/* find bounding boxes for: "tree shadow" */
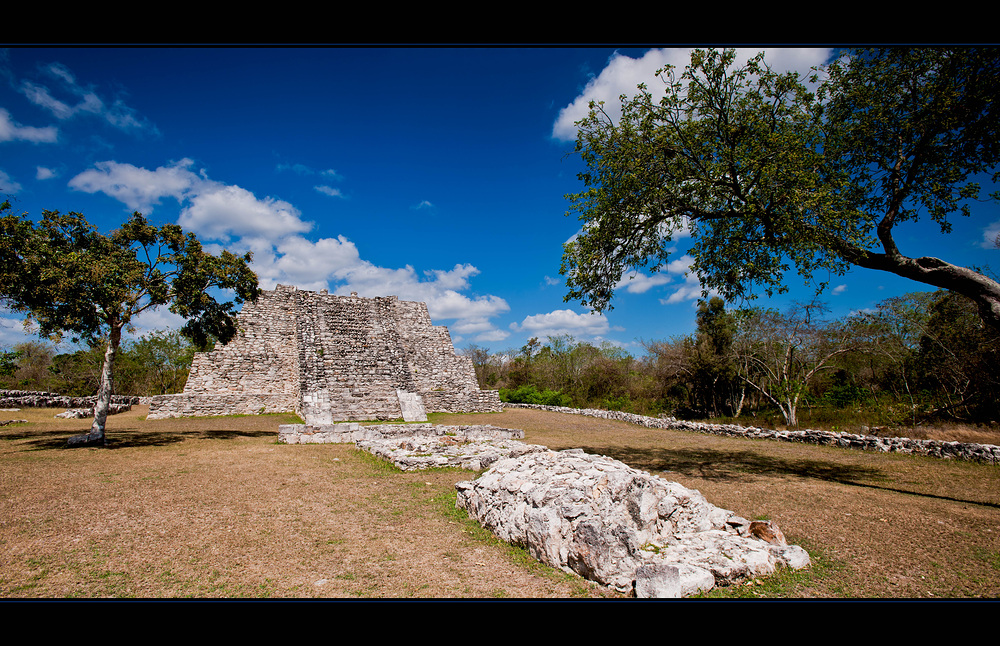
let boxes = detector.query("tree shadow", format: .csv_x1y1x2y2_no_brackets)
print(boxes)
580,444,1000,509
5,428,277,450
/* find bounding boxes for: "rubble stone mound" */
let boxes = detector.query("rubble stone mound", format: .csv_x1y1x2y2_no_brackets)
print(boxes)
54,404,133,419
280,422,541,472
455,448,810,597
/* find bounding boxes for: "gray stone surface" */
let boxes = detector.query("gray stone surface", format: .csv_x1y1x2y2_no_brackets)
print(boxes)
396,389,428,422
148,285,501,421
454,448,811,597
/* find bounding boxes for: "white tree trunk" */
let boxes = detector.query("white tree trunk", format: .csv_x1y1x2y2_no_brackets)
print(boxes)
69,325,120,446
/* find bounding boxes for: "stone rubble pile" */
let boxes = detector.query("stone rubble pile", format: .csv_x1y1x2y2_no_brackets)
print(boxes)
358,431,547,472
455,448,810,598
0,390,138,410
279,421,537,471
279,420,810,597
506,403,1000,465
54,404,133,419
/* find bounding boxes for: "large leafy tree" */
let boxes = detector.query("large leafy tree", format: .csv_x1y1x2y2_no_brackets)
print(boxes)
561,47,1000,329
0,202,260,445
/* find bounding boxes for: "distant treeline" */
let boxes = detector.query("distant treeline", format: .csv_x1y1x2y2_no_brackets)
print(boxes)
1,329,197,398
462,290,1000,430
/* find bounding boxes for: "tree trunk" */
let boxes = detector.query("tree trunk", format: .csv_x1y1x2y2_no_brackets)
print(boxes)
68,325,120,447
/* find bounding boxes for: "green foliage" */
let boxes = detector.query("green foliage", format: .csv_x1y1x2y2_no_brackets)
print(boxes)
562,47,1000,329
0,205,260,439
687,297,738,417
0,348,19,377
498,384,572,407
913,291,1000,420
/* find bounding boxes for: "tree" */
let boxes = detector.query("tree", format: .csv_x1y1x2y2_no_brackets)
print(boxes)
561,47,1000,330
733,301,855,428
123,329,199,395
912,291,1000,421
686,297,738,417
0,203,260,445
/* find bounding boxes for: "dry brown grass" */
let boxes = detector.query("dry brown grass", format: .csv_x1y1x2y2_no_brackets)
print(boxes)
2,405,999,599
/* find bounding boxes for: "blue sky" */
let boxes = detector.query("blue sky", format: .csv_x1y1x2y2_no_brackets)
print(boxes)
2,46,999,355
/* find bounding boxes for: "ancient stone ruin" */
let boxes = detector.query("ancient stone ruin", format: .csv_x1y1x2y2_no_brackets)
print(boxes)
277,418,811,597
147,285,501,422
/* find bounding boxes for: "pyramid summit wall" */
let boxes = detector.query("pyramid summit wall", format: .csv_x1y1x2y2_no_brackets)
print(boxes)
147,284,502,421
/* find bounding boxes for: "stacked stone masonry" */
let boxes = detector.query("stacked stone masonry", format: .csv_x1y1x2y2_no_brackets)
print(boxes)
505,403,1000,465
147,285,501,422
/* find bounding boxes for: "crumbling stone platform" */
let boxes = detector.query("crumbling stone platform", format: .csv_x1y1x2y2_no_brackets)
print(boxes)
456,448,810,598
280,420,810,598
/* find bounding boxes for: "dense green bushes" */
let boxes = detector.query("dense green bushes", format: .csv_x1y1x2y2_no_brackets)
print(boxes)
465,290,1000,429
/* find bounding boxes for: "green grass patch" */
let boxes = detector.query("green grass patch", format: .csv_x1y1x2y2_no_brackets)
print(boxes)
697,540,845,599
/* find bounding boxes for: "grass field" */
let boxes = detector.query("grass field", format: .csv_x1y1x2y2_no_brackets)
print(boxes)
2,405,998,599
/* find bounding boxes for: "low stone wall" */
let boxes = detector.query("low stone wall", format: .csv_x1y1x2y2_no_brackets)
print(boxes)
504,403,1000,465
146,393,299,420
455,448,810,597
0,390,139,409
422,389,503,414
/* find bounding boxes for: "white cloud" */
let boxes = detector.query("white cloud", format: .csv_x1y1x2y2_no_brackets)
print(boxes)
315,185,344,197
67,159,510,341
832,284,847,295
473,329,511,343
179,184,312,241
20,62,155,133
511,308,621,340
36,166,56,180
0,107,58,143
982,220,1000,249
413,200,434,210
0,310,38,347
553,47,833,142
615,270,672,294
68,158,200,213
69,158,314,241
657,254,717,305
0,169,22,193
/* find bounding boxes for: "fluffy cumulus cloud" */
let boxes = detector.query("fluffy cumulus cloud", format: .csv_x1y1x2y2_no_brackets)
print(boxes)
615,270,673,294
68,158,201,213
0,107,58,143
179,185,312,241
656,255,717,305
552,47,833,142
511,308,621,341
68,158,511,342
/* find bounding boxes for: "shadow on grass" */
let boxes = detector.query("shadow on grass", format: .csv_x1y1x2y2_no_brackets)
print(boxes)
585,444,1000,509
5,428,277,450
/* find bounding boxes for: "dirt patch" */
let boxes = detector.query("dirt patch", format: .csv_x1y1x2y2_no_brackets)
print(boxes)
2,406,999,598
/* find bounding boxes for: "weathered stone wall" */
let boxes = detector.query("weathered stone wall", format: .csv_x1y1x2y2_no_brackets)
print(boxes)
0,390,138,408
505,403,1000,464
143,394,298,419
148,285,501,421
181,284,301,398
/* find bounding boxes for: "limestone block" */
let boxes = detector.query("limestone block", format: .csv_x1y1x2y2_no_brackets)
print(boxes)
455,448,810,597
